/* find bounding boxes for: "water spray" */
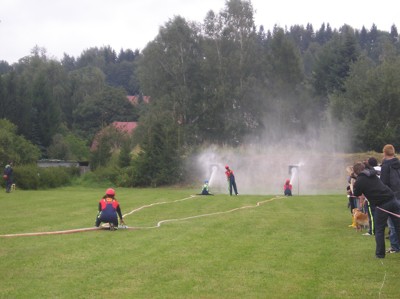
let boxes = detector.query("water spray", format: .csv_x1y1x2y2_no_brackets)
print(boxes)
208,164,219,187
289,166,297,184
288,163,304,195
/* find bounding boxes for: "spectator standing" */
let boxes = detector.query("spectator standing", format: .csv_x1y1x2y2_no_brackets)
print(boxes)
353,161,400,258
380,144,400,197
346,166,358,228
361,157,380,236
379,144,400,253
3,163,13,193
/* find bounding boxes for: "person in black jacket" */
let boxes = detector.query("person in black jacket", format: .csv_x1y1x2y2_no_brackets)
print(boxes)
353,161,400,258
380,144,400,197
361,157,380,236
3,163,13,193
379,144,400,252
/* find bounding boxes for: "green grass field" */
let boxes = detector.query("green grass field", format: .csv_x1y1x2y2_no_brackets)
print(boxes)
1,187,399,298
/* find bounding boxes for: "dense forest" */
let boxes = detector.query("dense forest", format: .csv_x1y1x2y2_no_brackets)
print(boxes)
1,0,399,186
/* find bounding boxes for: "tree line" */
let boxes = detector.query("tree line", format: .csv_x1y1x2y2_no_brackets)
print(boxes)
0,0,399,186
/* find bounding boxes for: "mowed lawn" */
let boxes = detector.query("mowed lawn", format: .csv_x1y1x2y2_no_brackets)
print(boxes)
0,187,399,299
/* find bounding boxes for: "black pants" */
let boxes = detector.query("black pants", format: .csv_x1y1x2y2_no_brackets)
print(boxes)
5,180,12,192
374,199,400,257
284,189,292,196
366,202,375,235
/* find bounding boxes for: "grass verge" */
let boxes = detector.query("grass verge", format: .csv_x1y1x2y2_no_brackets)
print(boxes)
0,187,398,298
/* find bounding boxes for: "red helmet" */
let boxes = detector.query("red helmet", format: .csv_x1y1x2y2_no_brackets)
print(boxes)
225,165,229,169
105,188,115,196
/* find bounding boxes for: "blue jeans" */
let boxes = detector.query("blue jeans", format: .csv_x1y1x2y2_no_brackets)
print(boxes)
228,178,238,196
387,218,400,251
348,196,357,212
374,199,400,257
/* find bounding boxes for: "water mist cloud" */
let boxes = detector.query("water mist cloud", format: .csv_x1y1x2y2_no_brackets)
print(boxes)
193,121,350,195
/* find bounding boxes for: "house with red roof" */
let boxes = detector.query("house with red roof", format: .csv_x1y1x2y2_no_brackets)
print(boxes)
126,95,150,106
90,121,138,151
112,121,138,133
90,94,149,151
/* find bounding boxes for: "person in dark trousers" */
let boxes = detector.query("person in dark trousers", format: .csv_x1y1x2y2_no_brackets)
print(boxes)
3,163,13,193
352,161,400,258
225,165,238,196
361,157,380,236
284,179,292,196
379,144,400,252
95,188,124,230
346,166,358,228
380,144,400,198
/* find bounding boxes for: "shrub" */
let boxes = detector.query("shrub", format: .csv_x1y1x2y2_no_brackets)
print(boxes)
76,166,118,187
0,119,41,165
115,166,136,187
13,165,41,189
13,165,80,190
72,172,108,188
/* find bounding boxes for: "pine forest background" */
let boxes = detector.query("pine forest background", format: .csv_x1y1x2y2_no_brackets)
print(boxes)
1,0,400,187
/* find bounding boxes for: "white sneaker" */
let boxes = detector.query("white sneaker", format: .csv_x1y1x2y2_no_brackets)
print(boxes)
362,232,372,236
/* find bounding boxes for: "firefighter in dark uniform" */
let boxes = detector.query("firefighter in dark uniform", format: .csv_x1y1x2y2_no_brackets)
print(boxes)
225,165,239,196
284,179,292,196
95,188,124,230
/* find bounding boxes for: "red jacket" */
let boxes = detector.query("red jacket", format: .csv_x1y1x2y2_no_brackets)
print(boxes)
225,169,234,179
284,180,292,191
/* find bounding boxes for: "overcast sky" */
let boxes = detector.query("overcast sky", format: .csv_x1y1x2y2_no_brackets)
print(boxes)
1,0,398,64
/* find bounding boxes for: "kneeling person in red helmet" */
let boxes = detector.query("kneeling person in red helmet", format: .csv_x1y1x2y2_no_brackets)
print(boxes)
284,179,292,196
95,188,124,230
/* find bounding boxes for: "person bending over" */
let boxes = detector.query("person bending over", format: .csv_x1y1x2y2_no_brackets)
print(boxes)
352,162,400,258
